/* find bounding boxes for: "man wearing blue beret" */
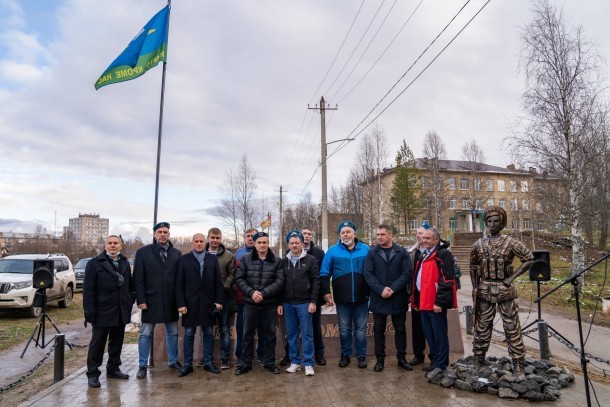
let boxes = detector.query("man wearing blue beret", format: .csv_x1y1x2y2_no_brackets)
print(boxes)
320,221,370,368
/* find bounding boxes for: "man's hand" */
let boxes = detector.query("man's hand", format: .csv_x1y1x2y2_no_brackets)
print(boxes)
138,303,147,310
381,287,393,298
308,303,316,313
252,290,263,303
214,303,223,311
324,293,334,306
433,304,442,313
277,305,283,315
178,306,187,315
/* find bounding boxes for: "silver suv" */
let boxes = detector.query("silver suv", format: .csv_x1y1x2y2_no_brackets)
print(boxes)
0,253,76,317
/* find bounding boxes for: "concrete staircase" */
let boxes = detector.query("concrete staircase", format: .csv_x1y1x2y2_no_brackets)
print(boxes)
450,232,483,266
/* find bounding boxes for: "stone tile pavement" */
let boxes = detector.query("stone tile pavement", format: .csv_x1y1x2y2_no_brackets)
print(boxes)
18,343,610,406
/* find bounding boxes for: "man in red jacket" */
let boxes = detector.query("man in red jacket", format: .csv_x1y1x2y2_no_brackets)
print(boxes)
411,228,455,372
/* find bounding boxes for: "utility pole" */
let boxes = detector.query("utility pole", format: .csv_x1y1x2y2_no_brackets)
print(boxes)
278,185,285,254
309,96,337,251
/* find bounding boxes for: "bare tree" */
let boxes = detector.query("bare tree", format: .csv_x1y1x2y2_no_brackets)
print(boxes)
356,134,378,243
460,139,490,232
217,169,240,246
368,124,389,224
422,130,447,228
510,0,608,290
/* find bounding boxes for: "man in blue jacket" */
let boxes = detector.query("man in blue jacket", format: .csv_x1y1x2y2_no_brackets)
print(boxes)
364,225,412,372
320,221,370,368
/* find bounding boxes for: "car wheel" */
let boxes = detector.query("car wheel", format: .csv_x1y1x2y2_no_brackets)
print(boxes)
59,286,73,308
27,305,42,318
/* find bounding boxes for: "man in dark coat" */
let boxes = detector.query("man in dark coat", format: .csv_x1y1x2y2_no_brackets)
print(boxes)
234,231,285,375
176,233,225,377
83,235,135,388
133,222,182,379
364,225,413,372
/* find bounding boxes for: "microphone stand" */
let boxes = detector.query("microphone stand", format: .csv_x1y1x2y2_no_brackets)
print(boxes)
536,250,610,407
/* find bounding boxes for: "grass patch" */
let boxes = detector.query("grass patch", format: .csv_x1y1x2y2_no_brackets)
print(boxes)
0,294,84,352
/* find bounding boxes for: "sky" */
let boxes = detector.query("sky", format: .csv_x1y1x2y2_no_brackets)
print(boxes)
1,0,609,242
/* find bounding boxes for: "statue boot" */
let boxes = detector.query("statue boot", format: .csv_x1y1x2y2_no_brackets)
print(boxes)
513,357,526,381
473,354,486,369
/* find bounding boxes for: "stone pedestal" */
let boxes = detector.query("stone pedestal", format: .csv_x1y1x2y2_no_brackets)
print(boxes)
151,309,464,363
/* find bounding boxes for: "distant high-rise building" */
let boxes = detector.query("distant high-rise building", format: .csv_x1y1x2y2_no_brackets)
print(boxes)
64,213,109,246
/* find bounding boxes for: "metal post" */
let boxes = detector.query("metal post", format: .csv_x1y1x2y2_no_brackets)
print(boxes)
464,305,473,335
54,334,65,383
538,321,551,360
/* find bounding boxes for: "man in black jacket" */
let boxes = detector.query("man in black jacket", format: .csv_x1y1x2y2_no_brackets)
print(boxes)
83,235,135,388
364,225,413,372
278,230,319,376
175,233,224,377
234,231,285,375
134,222,182,379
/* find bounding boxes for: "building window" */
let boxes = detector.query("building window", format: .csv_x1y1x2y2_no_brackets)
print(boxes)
422,199,429,208
498,180,506,192
421,177,429,189
524,219,532,229
485,179,494,191
511,199,518,210
523,200,530,210
512,220,519,230
448,178,456,190
409,219,418,230
521,180,529,192
450,218,458,231
499,199,506,209
510,180,517,192
487,198,494,207
536,202,543,212
462,199,469,209
449,198,457,209
460,178,468,190
475,200,482,210
474,179,481,191
537,221,546,231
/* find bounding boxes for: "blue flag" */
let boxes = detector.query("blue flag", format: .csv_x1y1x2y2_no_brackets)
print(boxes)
95,5,170,90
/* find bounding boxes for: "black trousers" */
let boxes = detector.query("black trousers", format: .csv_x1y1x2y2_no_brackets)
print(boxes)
312,305,325,357
411,308,428,359
373,312,406,359
242,305,277,367
86,325,126,378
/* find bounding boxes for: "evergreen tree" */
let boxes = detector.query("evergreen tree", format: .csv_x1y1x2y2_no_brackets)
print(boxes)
390,141,421,233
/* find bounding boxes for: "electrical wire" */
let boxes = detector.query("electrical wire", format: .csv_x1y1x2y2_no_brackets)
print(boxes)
307,0,366,105
322,0,388,98
336,0,425,104
328,0,401,103
329,0,491,160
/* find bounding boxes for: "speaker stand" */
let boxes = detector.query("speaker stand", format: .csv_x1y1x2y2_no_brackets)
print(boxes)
20,289,71,358
522,281,573,348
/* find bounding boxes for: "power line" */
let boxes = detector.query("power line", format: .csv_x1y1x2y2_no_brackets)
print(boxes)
335,0,425,104
322,0,389,98
281,109,317,185
328,0,401,103
327,0,475,158
330,0,492,159
307,0,366,105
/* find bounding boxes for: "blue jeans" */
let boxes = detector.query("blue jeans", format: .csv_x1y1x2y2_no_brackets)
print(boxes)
335,302,369,358
217,300,231,361
186,326,213,367
284,302,314,366
138,321,178,368
420,309,449,370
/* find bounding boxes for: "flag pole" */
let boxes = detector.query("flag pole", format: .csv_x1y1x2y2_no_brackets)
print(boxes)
153,0,171,225
150,0,172,370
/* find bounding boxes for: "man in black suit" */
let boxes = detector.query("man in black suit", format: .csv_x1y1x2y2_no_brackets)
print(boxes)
83,235,135,388
175,233,225,376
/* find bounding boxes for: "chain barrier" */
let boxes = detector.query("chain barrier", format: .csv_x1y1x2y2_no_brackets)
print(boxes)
65,340,88,349
0,344,56,394
491,327,610,369
547,330,610,368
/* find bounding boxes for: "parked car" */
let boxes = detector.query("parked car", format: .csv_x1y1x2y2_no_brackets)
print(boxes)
74,257,92,291
0,253,76,317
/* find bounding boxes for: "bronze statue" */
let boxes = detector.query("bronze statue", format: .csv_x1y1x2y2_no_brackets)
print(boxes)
470,206,533,380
